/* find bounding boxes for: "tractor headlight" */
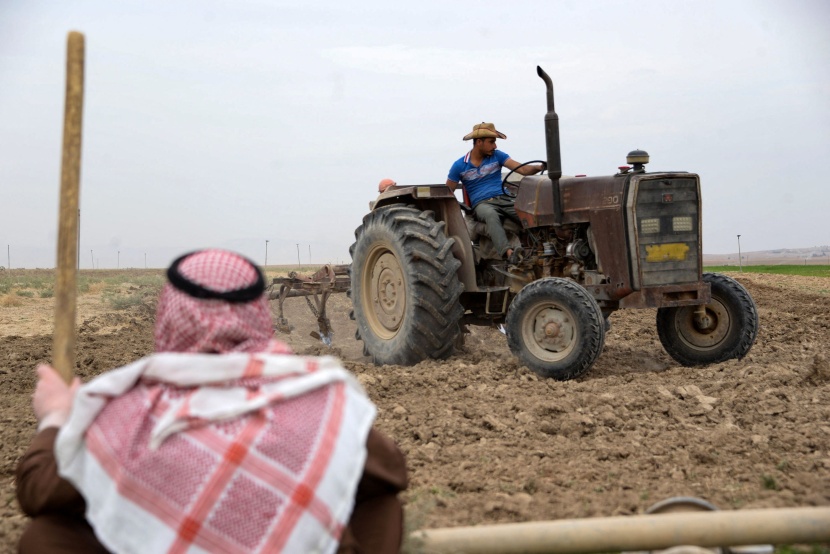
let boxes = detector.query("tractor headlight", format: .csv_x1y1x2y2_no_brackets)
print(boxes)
640,218,660,234
672,216,693,232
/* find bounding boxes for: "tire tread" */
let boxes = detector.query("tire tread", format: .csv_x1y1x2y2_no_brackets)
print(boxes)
656,272,759,366
349,204,464,365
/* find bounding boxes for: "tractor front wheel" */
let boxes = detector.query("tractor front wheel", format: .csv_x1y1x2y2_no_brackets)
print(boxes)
506,277,605,380
349,204,464,365
656,273,758,366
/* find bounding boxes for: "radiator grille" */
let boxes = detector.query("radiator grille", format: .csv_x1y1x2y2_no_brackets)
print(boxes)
633,177,700,286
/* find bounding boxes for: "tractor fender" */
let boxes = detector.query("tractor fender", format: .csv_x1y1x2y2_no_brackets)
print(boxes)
371,185,477,292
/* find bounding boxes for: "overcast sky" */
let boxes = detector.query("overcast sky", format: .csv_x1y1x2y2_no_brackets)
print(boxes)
2,0,828,269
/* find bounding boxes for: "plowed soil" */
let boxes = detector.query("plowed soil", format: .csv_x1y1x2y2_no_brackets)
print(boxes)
1,272,828,550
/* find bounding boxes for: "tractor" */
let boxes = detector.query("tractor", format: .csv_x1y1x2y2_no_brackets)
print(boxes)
344,66,759,380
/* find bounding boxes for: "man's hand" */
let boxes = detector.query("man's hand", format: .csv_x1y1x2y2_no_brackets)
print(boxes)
33,364,80,430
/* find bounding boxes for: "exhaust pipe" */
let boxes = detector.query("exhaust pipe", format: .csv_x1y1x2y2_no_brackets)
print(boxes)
537,66,562,226
536,66,562,180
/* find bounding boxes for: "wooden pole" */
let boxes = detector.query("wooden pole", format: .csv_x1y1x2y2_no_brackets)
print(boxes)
412,507,830,554
53,31,85,383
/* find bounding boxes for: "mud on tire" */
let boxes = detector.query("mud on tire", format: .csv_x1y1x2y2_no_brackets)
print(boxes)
348,204,464,365
656,272,759,366
506,277,605,381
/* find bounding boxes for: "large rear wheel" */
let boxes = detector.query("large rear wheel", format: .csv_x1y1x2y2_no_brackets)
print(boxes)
349,204,464,365
657,273,758,366
506,278,605,380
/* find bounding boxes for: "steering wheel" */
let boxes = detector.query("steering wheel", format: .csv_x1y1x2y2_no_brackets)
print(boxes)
501,160,547,198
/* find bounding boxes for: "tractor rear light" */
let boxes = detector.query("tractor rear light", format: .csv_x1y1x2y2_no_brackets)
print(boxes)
640,218,660,234
672,216,693,232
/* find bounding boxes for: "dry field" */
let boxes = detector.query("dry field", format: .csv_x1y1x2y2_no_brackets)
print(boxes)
1,269,828,551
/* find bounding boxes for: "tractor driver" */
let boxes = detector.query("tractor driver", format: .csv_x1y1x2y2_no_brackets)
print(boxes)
446,122,545,263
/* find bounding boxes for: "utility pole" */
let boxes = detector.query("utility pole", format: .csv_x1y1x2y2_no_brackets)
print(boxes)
296,243,301,268
737,235,742,273
6,244,9,270
308,244,311,264
117,250,120,269
265,240,269,268
90,249,94,269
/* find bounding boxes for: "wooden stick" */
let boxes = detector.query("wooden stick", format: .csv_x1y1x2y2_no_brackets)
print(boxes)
412,507,830,554
53,31,85,383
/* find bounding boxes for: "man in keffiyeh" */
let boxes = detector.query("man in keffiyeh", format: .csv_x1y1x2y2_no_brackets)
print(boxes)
16,249,408,554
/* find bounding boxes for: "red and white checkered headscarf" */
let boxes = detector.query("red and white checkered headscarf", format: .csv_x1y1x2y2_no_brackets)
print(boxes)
154,250,277,354
55,249,376,553
57,354,376,554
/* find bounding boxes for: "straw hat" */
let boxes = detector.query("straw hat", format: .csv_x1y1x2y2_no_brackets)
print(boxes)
463,122,507,141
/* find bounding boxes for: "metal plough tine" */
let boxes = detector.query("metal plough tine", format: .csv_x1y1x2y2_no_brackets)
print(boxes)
267,264,350,344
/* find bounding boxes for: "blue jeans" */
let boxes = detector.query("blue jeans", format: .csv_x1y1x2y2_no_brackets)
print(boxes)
473,195,520,258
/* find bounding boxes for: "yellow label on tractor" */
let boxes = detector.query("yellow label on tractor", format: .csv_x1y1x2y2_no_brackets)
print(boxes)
645,243,689,262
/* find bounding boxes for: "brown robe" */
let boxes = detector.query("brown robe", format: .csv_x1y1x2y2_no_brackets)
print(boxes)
17,427,407,553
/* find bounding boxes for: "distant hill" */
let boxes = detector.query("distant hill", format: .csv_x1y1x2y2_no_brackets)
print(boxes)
703,246,830,266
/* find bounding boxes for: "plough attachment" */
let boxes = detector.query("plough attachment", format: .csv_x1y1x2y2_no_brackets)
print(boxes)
267,264,350,345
